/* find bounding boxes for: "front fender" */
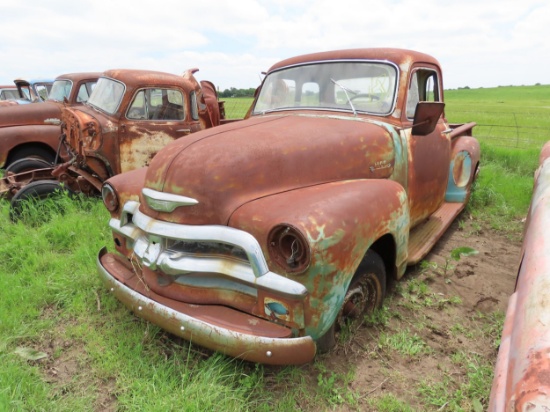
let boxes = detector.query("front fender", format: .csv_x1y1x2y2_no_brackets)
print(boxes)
0,125,60,167
105,167,149,217
228,179,409,338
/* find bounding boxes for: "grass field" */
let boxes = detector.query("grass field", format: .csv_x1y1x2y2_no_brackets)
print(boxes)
1,85,549,411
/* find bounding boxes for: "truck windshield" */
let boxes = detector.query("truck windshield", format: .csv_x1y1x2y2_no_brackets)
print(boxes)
48,80,72,102
87,77,125,114
253,61,397,115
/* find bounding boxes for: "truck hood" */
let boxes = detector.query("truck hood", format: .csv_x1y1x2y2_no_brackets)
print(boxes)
142,114,396,225
0,101,61,128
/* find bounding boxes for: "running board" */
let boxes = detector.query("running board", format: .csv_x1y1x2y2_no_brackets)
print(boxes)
407,202,465,265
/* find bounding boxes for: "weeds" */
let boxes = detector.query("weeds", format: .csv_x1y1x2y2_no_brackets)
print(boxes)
379,329,431,358
315,362,358,407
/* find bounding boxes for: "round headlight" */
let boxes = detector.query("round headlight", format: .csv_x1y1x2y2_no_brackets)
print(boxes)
101,183,119,212
268,224,310,273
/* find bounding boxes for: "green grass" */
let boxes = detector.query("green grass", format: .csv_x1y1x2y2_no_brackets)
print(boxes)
0,197,307,411
222,97,253,119
446,84,550,150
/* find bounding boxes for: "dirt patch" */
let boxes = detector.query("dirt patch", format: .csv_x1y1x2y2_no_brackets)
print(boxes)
29,310,117,412
300,219,520,410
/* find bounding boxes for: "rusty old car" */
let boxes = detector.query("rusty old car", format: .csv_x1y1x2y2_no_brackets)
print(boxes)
0,72,99,170
1,68,227,215
489,141,550,410
0,85,19,101
0,78,54,107
97,48,480,365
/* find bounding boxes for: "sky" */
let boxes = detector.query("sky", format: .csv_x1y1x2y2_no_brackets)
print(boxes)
1,0,549,91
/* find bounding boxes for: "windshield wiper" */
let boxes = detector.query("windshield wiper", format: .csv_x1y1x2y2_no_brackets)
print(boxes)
330,78,357,117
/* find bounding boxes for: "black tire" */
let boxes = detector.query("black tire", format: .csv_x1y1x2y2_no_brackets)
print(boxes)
9,180,71,221
6,146,56,168
316,250,386,352
5,157,52,174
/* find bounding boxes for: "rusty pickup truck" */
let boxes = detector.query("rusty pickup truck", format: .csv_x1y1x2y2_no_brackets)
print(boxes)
0,72,99,169
2,68,226,214
97,48,480,365
0,78,54,107
0,85,19,101
489,142,550,410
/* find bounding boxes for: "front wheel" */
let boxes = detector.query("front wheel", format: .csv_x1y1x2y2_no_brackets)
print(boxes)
316,250,386,352
6,146,56,168
5,157,52,174
9,180,72,221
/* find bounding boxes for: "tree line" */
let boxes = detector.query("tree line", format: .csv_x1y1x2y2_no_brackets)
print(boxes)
218,87,256,98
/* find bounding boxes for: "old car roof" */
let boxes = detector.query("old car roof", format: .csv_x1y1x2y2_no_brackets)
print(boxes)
13,78,54,85
268,48,440,72
100,69,192,88
55,72,102,81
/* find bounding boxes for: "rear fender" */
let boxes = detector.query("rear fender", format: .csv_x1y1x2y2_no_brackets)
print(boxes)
445,135,480,203
229,179,409,338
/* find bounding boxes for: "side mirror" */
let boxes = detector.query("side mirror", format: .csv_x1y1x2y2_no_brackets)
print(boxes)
411,101,445,136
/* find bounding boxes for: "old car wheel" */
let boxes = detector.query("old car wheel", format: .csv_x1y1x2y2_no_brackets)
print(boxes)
316,250,386,353
9,180,72,221
5,158,52,174
6,146,56,169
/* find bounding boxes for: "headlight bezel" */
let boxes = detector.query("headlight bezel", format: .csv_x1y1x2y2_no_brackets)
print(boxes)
101,182,119,212
267,224,311,274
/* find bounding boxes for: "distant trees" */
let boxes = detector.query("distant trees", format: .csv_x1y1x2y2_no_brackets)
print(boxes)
218,87,257,98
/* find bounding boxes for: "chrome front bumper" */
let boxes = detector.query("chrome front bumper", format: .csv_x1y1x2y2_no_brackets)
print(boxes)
109,201,308,299
97,248,316,365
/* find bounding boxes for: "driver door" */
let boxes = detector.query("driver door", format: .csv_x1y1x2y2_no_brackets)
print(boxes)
118,87,197,173
405,67,451,227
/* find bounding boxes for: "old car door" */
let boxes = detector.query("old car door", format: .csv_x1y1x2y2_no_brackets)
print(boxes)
405,67,451,226
118,87,198,173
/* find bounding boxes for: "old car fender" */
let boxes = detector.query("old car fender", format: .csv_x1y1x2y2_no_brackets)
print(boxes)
0,124,60,167
228,179,410,338
489,141,550,410
102,167,148,215
445,135,480,203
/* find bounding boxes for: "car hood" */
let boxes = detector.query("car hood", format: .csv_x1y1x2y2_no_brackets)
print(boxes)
0,101,61,128
142,113,397,225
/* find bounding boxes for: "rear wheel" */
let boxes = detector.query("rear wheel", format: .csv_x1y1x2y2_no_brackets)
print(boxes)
9,180,72,221
316,250,386,352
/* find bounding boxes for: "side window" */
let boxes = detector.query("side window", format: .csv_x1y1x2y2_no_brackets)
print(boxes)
190,91,198,120
35,84,49,101
127,90,147,119
76,81,96,103
406,69,440,119
127,88,185,120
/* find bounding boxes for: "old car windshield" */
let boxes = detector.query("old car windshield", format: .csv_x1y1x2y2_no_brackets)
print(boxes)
48,80,72,102
87,77,125,114
253,61,397,115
